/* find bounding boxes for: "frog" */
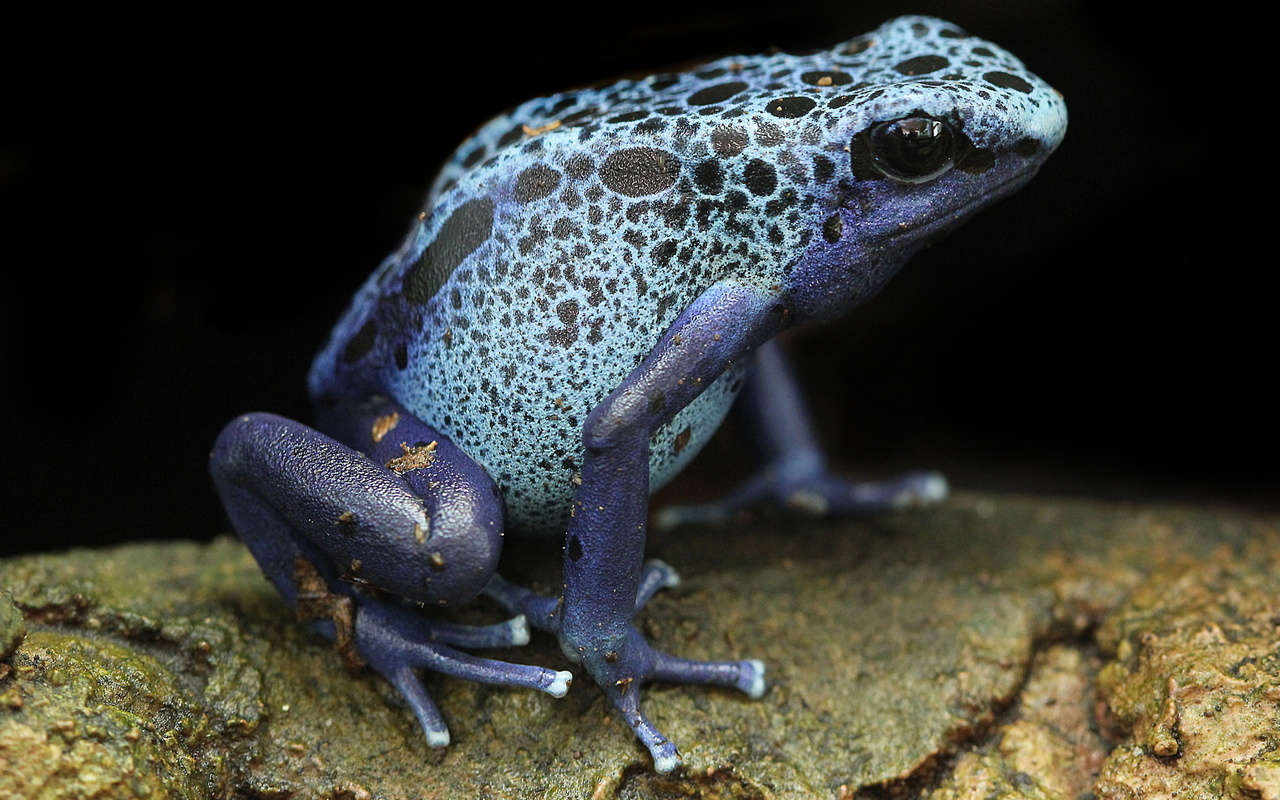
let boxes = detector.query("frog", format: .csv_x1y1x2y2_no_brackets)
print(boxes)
210,15,1066,773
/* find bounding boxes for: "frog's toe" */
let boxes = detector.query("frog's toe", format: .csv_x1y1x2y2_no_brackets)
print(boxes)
349,597,572,745
382,663,452,747
418,614,531,649
634,559,681,613
648,649,766,698
834,469,949,513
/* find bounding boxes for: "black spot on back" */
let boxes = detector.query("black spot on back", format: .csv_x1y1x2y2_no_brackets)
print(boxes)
404,197,495,304
607,110,649,123
711,125,749,157
694,159,724,194
766,96,816,118
985,71,1034,93
895,55,949,75
687,81,748,106
514,164,562,202
744,159,777,196
801,71,853,87
599,147,681,197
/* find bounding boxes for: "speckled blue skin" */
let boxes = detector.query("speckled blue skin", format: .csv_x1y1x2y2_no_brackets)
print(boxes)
211,16,1065,773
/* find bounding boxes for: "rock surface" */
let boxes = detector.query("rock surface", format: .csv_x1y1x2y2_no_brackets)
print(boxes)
1,492,1278,799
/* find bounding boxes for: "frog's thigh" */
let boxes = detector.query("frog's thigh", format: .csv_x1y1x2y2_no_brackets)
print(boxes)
211,405,503,607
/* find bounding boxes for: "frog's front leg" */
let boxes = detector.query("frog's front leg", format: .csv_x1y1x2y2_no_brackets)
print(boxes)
210,399,570,747
491,282,786,772
654,338,948,529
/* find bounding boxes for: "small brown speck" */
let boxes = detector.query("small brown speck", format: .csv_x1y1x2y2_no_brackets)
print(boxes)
371,412,400,443
523,120,562,136
673,426,692,454
386,441,438,474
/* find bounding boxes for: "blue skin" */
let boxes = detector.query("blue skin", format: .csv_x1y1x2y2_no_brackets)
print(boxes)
211,16,1066,773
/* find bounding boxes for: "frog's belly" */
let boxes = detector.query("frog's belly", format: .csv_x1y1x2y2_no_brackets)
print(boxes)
392,343,747,538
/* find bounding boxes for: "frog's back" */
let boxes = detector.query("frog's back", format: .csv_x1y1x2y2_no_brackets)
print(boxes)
309,16,1066,535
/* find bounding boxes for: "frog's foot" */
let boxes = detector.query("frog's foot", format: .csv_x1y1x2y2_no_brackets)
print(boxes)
347,595,571,747
578,627,765,773
485,563,764,773
653,465,948,529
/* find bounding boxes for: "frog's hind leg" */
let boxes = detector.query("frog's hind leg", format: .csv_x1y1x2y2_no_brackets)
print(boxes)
654,338,948,529
210,405,570,747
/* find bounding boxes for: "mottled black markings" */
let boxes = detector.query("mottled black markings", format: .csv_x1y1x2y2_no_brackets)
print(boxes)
652,239,678,266
694,159,723,194
711,125,748,157
552,217,579,239
600,147,681,197
985,71,1034,93
766,96,816,118
394,342,409,370
635,118,667,135
822,213,844,243
404,198,495,304
543,299,581,348
557,299,579,324
514,164,561,202
1015,137,1042,158
813,155,835,183
744,159,777,196
895,54,949,75
567,535,583,561
959,147,996,174
688,81,748,106
342,317,378,363
565,154,594,179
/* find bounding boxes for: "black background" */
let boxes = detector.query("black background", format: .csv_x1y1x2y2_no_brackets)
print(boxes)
2,2,1271,557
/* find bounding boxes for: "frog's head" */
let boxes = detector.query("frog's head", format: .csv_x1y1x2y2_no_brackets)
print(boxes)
782,16,1067,323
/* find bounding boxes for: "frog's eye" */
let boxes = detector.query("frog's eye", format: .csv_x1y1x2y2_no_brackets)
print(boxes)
858,116,958,184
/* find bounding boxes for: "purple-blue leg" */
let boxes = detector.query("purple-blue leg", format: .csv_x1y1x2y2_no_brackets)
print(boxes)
210,401,571,748
491,282,784,772
654,338,947,529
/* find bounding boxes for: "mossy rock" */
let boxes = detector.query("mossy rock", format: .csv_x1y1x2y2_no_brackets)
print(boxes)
1,493,1277,798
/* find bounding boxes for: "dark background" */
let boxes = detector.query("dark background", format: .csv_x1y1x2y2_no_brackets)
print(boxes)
2,2,1271,557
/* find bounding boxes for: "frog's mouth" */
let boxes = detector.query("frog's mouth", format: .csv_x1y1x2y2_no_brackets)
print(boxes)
879,168,1039,246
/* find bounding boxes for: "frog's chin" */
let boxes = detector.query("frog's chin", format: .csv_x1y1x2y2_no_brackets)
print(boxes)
788,169,1042,323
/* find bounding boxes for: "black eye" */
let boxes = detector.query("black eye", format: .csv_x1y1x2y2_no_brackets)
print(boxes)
858,116,958,184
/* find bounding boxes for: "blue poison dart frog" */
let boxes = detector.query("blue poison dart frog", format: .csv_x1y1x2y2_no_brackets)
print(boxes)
211,16,1065,773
